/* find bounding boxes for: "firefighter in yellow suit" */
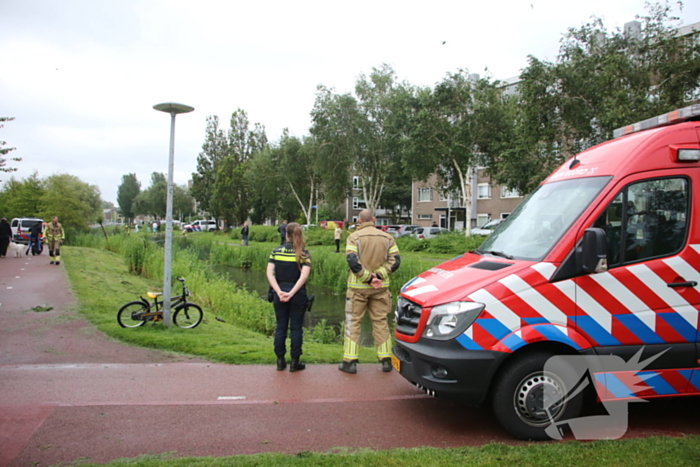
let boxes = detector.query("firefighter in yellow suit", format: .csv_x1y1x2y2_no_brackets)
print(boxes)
340,209,401,374
44,216,65,265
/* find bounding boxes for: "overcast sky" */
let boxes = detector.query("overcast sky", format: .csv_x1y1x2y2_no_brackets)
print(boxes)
1,0,698,205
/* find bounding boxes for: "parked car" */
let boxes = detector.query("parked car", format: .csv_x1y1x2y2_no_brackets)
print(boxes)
386,225,403,238
10,217,45,244
183,220,217,232
393,225,421,238
472,218,503,236
412,227,451,240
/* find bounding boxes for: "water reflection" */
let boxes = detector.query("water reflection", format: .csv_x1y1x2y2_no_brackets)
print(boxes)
211,264,378,346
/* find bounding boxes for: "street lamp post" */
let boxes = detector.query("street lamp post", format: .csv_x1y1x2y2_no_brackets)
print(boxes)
153,102,194,326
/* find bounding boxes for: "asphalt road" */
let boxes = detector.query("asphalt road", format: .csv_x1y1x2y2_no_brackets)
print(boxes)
1,249,698,466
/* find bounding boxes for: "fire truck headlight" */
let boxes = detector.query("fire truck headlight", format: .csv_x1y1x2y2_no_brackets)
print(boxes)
423,301,484,341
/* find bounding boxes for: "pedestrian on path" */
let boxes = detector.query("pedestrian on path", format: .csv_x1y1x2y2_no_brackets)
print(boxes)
25,220,44,256
266,222,311,372
340,209,401,374
0,217,11,257
43,216,65,265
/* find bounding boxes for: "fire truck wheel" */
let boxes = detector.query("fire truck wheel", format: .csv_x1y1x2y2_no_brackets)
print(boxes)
492,351,584,441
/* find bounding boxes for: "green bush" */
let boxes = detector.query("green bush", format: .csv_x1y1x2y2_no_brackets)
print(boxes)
306,318,342,344
396,232,485,254
303,227,342,246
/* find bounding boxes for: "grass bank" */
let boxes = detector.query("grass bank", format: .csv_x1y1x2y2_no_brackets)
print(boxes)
63,246,377,363
71,435,700,467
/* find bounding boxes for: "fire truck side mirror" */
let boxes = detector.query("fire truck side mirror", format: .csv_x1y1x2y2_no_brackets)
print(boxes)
579,228,608,274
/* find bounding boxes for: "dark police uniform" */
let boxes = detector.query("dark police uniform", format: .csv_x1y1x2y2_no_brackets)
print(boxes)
268,243,311,360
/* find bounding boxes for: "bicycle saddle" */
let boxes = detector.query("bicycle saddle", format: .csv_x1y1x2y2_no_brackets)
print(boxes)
147,291,163,299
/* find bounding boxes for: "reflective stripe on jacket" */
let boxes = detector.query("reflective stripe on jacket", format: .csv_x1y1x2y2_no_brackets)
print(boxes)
44,222,64,241
345,222,400,289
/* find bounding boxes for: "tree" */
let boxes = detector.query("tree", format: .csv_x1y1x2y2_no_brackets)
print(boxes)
277,133,323,225
172,184,195,220
488,2,700,194
191,116,225,216
311,64,408,214
132,172,167,219
39,174,102,231
192,110,267,224
0,117,20,180
245,147,285,224
0,171,45,219
117,173,141,224
402,71,494,234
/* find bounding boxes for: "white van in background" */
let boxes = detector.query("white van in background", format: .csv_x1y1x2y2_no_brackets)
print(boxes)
10,217,44,244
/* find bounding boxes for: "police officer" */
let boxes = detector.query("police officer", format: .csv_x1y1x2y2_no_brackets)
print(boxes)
266,222,311,372
340,210,401,374
44,216,65,265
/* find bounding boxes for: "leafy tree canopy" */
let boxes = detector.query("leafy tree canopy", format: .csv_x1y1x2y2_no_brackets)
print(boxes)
0,117,21,180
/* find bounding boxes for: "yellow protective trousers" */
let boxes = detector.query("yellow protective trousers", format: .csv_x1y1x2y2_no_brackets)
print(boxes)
48,240,61,262
342,287,392,362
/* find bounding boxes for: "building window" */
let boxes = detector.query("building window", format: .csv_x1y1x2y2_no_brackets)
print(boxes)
501,212,511,219
500,186,521,198
353,197,367,210
477,214,490,227
418,187,433,202
417,214,433,220
477,183,491,199
353,176,360,189
352,216,358,223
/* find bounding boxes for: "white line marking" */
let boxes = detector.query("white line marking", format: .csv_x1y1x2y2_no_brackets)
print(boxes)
218,396,247,400
403,285,438,297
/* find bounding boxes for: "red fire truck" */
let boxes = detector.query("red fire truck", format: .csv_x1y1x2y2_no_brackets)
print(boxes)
392,105,700,440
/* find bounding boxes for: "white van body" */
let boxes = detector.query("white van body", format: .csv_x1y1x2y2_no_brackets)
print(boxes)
10,218,44,244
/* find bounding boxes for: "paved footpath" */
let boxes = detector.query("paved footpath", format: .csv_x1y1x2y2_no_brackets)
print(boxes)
0,250,504,467
1,250,699,466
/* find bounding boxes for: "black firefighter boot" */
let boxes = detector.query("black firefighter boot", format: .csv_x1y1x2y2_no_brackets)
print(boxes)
289,358,306,372
381,358,393,373
276,357,286,371
338,359,357,374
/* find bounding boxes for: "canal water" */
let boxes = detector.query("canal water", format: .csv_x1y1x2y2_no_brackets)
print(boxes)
211,265,379,346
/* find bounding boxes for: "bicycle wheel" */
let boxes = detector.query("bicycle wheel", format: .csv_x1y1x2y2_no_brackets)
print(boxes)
117,301,148,328
173,303,203,329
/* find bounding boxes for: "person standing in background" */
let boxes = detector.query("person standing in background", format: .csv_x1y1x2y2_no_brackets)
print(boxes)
278,220,287,245
334,224,342,253
241,221,250,246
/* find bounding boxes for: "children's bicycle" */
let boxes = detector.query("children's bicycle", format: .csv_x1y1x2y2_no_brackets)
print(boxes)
117,277,203,329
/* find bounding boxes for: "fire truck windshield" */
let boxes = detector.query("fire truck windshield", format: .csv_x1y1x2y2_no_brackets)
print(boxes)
476,176,612,261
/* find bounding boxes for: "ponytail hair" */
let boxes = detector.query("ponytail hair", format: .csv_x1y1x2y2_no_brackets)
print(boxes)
285,222,307,267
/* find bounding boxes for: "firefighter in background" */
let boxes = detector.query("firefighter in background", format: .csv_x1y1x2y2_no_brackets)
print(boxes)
340,209,401,374
44,216,65,265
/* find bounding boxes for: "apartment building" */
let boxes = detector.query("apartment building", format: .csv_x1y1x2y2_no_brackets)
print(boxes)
411,172,523,230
